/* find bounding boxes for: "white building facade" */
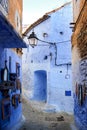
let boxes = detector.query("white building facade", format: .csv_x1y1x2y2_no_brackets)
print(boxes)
23,2,74,114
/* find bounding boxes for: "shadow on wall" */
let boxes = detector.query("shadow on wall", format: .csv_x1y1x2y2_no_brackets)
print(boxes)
33,70,47,102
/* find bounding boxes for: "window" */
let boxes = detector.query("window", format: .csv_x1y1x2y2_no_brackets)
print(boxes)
15,10,20,32
60,31,63,35
43,33,48,38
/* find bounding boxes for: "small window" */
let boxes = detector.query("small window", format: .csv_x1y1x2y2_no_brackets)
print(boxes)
31,60,33,63
43,33,48,37
17,17,19,27
44,56,48,60
60,32,63,35
15,10,20,32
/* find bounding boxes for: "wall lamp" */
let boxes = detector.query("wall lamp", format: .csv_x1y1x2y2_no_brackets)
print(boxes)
27,31,55,47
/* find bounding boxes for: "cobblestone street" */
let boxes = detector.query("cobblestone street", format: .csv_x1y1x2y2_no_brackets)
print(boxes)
19,97,78,130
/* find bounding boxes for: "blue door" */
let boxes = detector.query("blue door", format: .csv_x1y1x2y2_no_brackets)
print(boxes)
34,70,47,102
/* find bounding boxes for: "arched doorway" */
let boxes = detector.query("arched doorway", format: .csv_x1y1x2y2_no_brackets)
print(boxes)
33,70,47,102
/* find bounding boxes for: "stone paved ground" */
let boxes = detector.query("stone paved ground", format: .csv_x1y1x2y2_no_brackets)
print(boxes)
19,97,78,130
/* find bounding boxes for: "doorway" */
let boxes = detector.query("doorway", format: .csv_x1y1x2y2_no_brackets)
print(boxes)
33,70,47,102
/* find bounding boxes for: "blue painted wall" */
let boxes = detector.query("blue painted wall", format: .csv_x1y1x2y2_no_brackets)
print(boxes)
72,55,87,130
0,48,22,130
74,95,87,130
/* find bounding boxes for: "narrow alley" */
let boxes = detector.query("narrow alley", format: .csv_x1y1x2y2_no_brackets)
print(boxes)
0,0,87,130
19,96,78,130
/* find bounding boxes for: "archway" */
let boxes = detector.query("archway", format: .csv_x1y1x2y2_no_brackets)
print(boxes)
33,70,47,102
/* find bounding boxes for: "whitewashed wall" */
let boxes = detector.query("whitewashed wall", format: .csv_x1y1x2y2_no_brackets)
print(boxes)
22,2,74,114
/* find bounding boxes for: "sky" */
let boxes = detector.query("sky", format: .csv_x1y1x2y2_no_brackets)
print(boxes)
23,0,71,25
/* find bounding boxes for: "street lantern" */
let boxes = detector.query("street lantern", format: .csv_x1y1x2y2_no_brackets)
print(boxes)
28,31,55,47
27,31,38,47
